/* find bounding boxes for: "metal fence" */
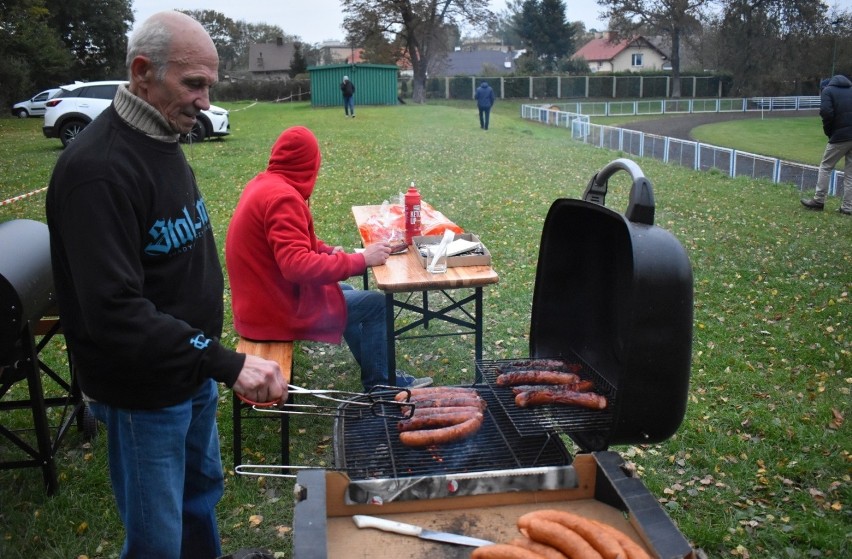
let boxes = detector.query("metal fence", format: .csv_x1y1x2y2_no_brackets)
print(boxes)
520,99,843,197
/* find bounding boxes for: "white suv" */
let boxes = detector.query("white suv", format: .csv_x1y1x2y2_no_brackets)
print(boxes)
43,80,230,147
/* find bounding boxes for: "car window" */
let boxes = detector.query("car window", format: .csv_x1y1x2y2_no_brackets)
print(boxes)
33,92,50,102
79,84,119,99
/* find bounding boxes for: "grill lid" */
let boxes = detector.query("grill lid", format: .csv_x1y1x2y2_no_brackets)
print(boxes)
530,159,693,449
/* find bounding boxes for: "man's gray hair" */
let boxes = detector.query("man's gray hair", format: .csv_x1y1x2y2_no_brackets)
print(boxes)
126,16,172,81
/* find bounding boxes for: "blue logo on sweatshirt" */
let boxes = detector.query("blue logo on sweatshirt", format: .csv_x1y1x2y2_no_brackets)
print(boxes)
190,333,211,350
144,199,211,256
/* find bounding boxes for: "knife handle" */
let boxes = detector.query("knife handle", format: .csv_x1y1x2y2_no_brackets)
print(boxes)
352,515,423,537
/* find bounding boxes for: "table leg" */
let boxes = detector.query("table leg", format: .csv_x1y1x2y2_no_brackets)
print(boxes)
385,292,396,385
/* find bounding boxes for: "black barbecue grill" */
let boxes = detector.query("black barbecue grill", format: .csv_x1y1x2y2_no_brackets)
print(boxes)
0,218,92,495
291,159,696,559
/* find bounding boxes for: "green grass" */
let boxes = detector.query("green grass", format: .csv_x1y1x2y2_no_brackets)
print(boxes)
690,117,829,166
0,102,850,558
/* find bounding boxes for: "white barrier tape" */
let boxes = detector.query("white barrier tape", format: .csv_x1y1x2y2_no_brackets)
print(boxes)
0,186,48,207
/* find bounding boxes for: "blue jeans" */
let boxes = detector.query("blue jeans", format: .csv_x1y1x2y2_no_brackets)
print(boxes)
344,96,355,116
89,379,224,559
479,106,491,129
341,283,388,389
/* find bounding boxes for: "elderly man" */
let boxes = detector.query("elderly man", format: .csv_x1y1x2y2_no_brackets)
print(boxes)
46,11,287,558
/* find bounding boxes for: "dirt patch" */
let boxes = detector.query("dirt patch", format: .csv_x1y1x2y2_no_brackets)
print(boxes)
617,109,819,141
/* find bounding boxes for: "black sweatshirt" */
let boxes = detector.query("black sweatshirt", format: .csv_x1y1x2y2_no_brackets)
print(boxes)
46,106,245,409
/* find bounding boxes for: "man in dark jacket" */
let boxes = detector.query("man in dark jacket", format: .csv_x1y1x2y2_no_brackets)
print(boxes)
46,11,287,558
475,81,495,130
801,74,852,215
341,75,355,117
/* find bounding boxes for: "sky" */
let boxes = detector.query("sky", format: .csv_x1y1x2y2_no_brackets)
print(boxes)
129,0,610,45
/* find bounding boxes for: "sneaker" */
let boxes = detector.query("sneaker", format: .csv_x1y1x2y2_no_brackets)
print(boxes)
800,198,824,211
395,370,433,388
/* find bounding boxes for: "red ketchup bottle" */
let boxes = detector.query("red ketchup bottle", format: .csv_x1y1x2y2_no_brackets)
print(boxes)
404,182,422,245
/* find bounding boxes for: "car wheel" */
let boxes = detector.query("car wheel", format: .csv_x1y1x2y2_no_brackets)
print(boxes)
15,108,29,118
59,120,87,148
181,119,207,144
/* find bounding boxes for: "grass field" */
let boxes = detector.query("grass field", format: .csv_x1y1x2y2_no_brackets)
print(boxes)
0,100,849,558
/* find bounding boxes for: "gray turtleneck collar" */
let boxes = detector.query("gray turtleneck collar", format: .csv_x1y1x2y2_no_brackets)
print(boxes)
113,84,179,143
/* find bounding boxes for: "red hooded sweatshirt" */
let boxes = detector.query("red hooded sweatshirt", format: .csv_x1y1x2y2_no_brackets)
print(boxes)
225,126,366,343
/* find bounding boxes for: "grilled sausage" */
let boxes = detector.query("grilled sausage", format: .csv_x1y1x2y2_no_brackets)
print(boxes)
524,519,603,559
509,537,569,559
472,543,548,559
514,390,607,409
519,511,625,559
504,359,575,370
397,409,478,432
510,380,595,395
393,386,478,402
399,412,483,447
496,371,581,387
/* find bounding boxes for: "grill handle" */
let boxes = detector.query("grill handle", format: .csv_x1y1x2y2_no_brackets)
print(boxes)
582,158,655,225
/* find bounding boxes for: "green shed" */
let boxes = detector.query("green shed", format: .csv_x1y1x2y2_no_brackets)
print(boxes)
308,63,399,107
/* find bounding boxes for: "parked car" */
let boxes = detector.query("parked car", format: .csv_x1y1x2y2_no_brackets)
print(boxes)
11,88,61,118
42,80,230,147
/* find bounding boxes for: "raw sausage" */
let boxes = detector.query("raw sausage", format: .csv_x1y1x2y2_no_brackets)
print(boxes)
399,412,483,447
514,390,607,410
472,544,547,559
509,537,569,559
397,409,478,432
524,519,603,559
590,521,652,559
496,371,581,387
519,511,624,559
393,386,478,402
511,380,595,395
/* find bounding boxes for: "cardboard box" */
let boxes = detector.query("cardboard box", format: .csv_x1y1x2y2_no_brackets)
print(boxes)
293,452,695,559
413,233,491,269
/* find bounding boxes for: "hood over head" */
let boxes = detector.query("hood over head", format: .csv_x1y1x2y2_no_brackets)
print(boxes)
827,74,852,88
266,126,322,200
480,81,489,88
343,76,349,81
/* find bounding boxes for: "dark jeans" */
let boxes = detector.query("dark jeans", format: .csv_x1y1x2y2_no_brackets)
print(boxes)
479,106,491,129
344,96,355,116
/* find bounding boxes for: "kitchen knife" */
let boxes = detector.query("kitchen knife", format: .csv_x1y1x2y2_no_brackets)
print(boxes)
352,514,494,547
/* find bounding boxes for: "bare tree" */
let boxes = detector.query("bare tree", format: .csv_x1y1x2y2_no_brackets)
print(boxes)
597,0,709,97
342,0,492,103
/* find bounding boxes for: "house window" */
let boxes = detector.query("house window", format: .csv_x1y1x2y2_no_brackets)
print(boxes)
632,53,643,67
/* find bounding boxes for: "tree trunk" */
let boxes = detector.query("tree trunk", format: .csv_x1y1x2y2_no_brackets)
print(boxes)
670,27,682,98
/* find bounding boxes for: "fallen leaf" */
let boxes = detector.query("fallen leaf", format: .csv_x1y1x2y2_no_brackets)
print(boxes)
249,514,263,527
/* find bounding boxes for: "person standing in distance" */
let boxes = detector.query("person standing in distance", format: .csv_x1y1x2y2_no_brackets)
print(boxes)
801,74,852,215
45,11,287,559
475,81,495,130
341,75,356,117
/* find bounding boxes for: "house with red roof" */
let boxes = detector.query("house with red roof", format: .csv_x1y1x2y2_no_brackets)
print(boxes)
572,33,669,73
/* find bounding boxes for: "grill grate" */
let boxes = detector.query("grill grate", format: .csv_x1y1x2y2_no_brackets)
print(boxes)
333,387,571,480
475,354,616,438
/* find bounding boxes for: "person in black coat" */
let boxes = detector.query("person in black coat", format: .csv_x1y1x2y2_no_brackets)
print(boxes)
341,75,356,117
475,81,495,130
801,74,852,215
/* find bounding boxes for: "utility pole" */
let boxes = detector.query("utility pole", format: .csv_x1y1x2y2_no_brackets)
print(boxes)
830,18,841,76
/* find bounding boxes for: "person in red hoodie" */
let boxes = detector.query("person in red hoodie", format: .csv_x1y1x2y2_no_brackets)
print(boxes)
226,126,432,390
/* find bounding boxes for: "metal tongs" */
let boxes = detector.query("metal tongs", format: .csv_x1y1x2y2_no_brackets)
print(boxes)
241,384,414,420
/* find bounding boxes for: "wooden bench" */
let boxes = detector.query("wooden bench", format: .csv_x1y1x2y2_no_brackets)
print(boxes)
233,338,294,469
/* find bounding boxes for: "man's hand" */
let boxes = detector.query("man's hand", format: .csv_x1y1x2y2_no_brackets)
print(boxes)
362,242,391,267
232,354,288,404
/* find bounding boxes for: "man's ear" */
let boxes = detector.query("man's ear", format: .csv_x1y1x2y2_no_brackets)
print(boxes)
129,56,155,88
